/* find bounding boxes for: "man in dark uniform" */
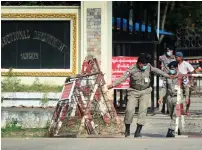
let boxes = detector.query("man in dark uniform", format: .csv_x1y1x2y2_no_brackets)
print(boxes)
158,61,181,137
108,53,175,137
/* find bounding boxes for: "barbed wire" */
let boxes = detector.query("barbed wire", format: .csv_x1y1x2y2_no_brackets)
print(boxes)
176,24,202,48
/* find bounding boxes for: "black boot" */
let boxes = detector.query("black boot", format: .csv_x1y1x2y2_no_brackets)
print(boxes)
166,110,169,114
161,104,165,114
124,124,130,137
134,124,143,137
166,128,175,137
178,128,181,135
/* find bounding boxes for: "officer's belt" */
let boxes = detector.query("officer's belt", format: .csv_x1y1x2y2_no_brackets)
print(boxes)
130,86,149,91
170,94,177,97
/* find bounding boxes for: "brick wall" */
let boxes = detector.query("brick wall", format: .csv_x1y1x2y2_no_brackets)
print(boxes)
87,8,101,64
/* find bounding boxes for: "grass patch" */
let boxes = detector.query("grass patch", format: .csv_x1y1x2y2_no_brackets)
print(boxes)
1,120,49,138
1,127,47,138
1,68,63,92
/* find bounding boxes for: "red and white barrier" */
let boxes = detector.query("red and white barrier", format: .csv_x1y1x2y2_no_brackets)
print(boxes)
48,55,118,137
175,74,202,136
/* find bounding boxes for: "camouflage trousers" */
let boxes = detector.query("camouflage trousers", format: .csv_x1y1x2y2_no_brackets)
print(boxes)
167,93,185,130
124,87,152,125
167,95,177,130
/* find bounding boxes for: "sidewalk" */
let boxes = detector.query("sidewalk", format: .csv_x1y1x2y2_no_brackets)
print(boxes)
126,97,202,138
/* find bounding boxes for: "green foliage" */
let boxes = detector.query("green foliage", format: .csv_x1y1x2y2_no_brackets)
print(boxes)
1,119,49,138
45,120,50,129
163,1,202,33
1,69,63,92
1,68,22,92
2,119,22,133
1,97,4,103
40,93,49,106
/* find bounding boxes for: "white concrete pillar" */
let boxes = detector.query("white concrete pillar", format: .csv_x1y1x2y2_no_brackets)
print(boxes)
80,1,112,84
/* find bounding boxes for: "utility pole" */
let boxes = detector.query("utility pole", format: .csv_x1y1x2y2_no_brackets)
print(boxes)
156,1,161,108
157,1,160,39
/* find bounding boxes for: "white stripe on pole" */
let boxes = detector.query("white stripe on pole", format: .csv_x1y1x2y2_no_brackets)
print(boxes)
178,74,202,77
191,74,202,77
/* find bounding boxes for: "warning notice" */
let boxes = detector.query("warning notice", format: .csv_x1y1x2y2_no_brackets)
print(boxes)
112,56,138,89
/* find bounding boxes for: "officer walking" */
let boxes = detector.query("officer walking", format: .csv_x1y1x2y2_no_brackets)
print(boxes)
108,53,174,137
159,46,176,114
158,61,181,137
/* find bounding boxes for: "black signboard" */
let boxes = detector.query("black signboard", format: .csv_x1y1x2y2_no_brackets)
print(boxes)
1,20,71,69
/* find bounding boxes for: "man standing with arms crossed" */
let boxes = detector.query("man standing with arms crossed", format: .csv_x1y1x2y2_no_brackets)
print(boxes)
159,46,176,114
108,53,175,137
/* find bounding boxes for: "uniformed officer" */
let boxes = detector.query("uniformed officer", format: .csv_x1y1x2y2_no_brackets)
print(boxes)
108,53,174,137
158,61,181,137
159,46,176,114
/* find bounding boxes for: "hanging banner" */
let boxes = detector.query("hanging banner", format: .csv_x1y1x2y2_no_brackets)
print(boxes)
112,56,138,89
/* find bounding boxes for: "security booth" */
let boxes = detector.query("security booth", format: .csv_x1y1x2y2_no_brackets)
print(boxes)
112,1,170,113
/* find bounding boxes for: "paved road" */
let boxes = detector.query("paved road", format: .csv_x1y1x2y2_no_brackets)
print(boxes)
2,138,202,150
2,97,202,150
128,96,202,137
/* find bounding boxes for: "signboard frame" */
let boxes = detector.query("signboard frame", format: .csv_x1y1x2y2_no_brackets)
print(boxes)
1,13,77,77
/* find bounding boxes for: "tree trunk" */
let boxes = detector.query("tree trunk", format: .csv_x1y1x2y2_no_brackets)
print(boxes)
159,2,169,44
159,1,175,44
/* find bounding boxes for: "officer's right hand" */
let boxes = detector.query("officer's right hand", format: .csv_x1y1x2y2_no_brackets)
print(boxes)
169,75,177,79
107,84,113,90
158,98,163,104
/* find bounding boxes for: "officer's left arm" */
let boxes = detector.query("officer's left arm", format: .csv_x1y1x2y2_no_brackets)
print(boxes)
149,64,170,78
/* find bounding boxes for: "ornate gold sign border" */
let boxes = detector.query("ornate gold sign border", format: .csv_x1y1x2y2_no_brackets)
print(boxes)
1,13,77,77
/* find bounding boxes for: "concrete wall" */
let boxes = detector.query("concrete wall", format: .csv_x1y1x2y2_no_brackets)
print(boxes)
1,108,54,128
1,92,59,107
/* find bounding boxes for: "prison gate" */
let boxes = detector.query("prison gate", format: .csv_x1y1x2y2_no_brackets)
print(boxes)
112,1,160,113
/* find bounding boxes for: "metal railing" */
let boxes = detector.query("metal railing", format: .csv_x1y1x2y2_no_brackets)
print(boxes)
174,74,202,136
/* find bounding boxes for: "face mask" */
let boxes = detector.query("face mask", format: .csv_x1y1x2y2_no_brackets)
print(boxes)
142,65,148,71
167,51,171,56
170,69,176,74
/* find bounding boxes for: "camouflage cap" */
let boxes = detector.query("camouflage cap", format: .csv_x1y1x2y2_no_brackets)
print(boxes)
168,61,178,68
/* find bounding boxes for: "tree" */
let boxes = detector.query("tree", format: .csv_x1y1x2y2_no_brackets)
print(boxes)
159,1,202,43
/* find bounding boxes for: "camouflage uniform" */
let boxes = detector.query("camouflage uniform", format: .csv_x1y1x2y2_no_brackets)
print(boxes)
112,63,169,125
159,78,184,130
159,55,176,111
159,55,176,74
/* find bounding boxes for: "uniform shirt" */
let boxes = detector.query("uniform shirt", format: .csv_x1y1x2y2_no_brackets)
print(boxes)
112,63,169,90
177,61,194,85
159,55,176,73
160,78,178,97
